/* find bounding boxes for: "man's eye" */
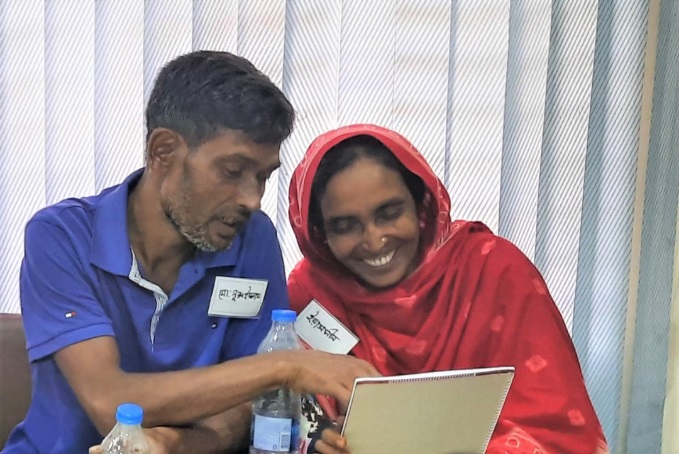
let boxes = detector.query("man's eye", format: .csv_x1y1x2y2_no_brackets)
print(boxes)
223,169,243,179
257,172,273,184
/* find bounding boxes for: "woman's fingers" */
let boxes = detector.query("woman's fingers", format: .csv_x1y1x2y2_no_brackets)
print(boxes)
314,427,350,454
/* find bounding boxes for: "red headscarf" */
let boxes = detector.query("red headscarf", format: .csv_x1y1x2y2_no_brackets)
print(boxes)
288,124,607,453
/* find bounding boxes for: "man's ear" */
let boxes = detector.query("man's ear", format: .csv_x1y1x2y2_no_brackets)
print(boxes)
145,128,185,170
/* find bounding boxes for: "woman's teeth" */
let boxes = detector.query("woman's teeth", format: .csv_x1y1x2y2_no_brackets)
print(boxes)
363,250,396,267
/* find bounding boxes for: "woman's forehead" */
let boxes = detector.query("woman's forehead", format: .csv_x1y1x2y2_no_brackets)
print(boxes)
320,160,410,215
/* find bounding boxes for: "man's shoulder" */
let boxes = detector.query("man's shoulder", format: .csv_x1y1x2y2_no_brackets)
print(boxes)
24,185,123,252
28,194,98,232
29,181,124,228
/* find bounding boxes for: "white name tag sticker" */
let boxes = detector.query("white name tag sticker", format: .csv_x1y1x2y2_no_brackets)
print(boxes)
295,300,359,355
208,277,268,318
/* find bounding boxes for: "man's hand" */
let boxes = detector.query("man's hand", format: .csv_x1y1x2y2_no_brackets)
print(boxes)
87,406,250,454
88,427,173,454
278,350,380,406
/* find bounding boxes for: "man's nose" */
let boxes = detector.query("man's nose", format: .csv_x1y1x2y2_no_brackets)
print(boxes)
236,177,262,212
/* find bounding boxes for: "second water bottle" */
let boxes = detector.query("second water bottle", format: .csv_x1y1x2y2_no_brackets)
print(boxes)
250,309,302,454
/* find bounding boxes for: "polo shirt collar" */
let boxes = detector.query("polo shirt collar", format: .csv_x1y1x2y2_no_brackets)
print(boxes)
90,169,241,275
198,234,242,269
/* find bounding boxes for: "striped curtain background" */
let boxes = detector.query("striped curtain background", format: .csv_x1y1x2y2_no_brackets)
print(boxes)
1,1,677,452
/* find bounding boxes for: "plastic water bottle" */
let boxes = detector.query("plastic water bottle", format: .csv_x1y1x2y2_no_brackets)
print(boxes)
102,403,151,454
250,309,302,454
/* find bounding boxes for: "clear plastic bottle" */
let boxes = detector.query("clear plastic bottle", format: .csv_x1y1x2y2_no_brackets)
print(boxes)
250,309,302,454
102,403,151,454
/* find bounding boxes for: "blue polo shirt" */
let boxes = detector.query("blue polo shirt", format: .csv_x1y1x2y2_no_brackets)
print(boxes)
3,170,288,453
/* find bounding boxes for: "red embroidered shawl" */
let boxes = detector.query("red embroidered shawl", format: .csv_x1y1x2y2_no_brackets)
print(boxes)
288,124,607,454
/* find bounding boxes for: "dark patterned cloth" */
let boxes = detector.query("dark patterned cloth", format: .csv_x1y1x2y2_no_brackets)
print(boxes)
301,395,332,454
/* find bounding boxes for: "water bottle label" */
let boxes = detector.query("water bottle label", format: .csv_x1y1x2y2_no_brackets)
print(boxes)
252,414,292,452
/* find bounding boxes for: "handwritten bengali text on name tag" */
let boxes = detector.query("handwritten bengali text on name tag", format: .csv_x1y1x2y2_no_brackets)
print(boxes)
208,277,268,318
295,300,359,355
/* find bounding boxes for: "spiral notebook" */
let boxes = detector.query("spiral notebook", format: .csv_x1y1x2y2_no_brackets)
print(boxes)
340,366,514,454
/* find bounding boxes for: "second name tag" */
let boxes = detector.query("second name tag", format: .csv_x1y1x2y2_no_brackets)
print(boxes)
295,299,359,355
208,276,268,318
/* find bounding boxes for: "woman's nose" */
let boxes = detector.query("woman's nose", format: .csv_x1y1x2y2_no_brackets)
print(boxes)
361,225,386,252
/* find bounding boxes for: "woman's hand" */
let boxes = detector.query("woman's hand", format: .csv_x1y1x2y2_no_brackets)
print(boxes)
313,428,350,454
312,418,350,454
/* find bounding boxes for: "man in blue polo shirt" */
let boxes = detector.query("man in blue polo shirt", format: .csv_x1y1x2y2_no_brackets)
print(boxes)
3,51,377,454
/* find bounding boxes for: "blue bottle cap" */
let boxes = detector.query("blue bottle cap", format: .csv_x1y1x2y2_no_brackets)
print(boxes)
116,403,144,425
271,309,297,323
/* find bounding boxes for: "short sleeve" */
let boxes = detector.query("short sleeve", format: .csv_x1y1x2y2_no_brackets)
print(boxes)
20,217,114,362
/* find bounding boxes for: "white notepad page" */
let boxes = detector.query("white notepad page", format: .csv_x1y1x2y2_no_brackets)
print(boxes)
341,366,515,454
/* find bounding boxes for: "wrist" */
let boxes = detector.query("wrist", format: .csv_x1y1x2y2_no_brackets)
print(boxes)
143,426,181,454
270,350,298,389
149,425,223,454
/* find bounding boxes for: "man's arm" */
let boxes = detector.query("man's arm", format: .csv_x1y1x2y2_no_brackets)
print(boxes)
135,403,251,454
188,403,251,453
89,403,250,454
55,335,377,436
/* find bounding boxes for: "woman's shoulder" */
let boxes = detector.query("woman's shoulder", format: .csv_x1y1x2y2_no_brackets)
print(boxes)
287,258,315,311
451,221,536,271
288,257,313,287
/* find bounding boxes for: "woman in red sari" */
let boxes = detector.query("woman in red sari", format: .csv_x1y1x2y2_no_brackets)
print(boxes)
288,124,608,454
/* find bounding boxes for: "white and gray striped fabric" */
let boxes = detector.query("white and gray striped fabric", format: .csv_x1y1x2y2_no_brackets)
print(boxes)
0,1,677,452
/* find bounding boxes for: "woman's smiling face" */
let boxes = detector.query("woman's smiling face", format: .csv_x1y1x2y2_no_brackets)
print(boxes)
320,156,421,289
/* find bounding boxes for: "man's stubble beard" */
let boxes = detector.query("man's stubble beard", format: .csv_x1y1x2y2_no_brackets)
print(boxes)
164,173,223,253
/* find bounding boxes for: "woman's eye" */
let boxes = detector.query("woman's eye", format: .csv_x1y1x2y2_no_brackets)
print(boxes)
327,220,359,235
379,206,403,222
